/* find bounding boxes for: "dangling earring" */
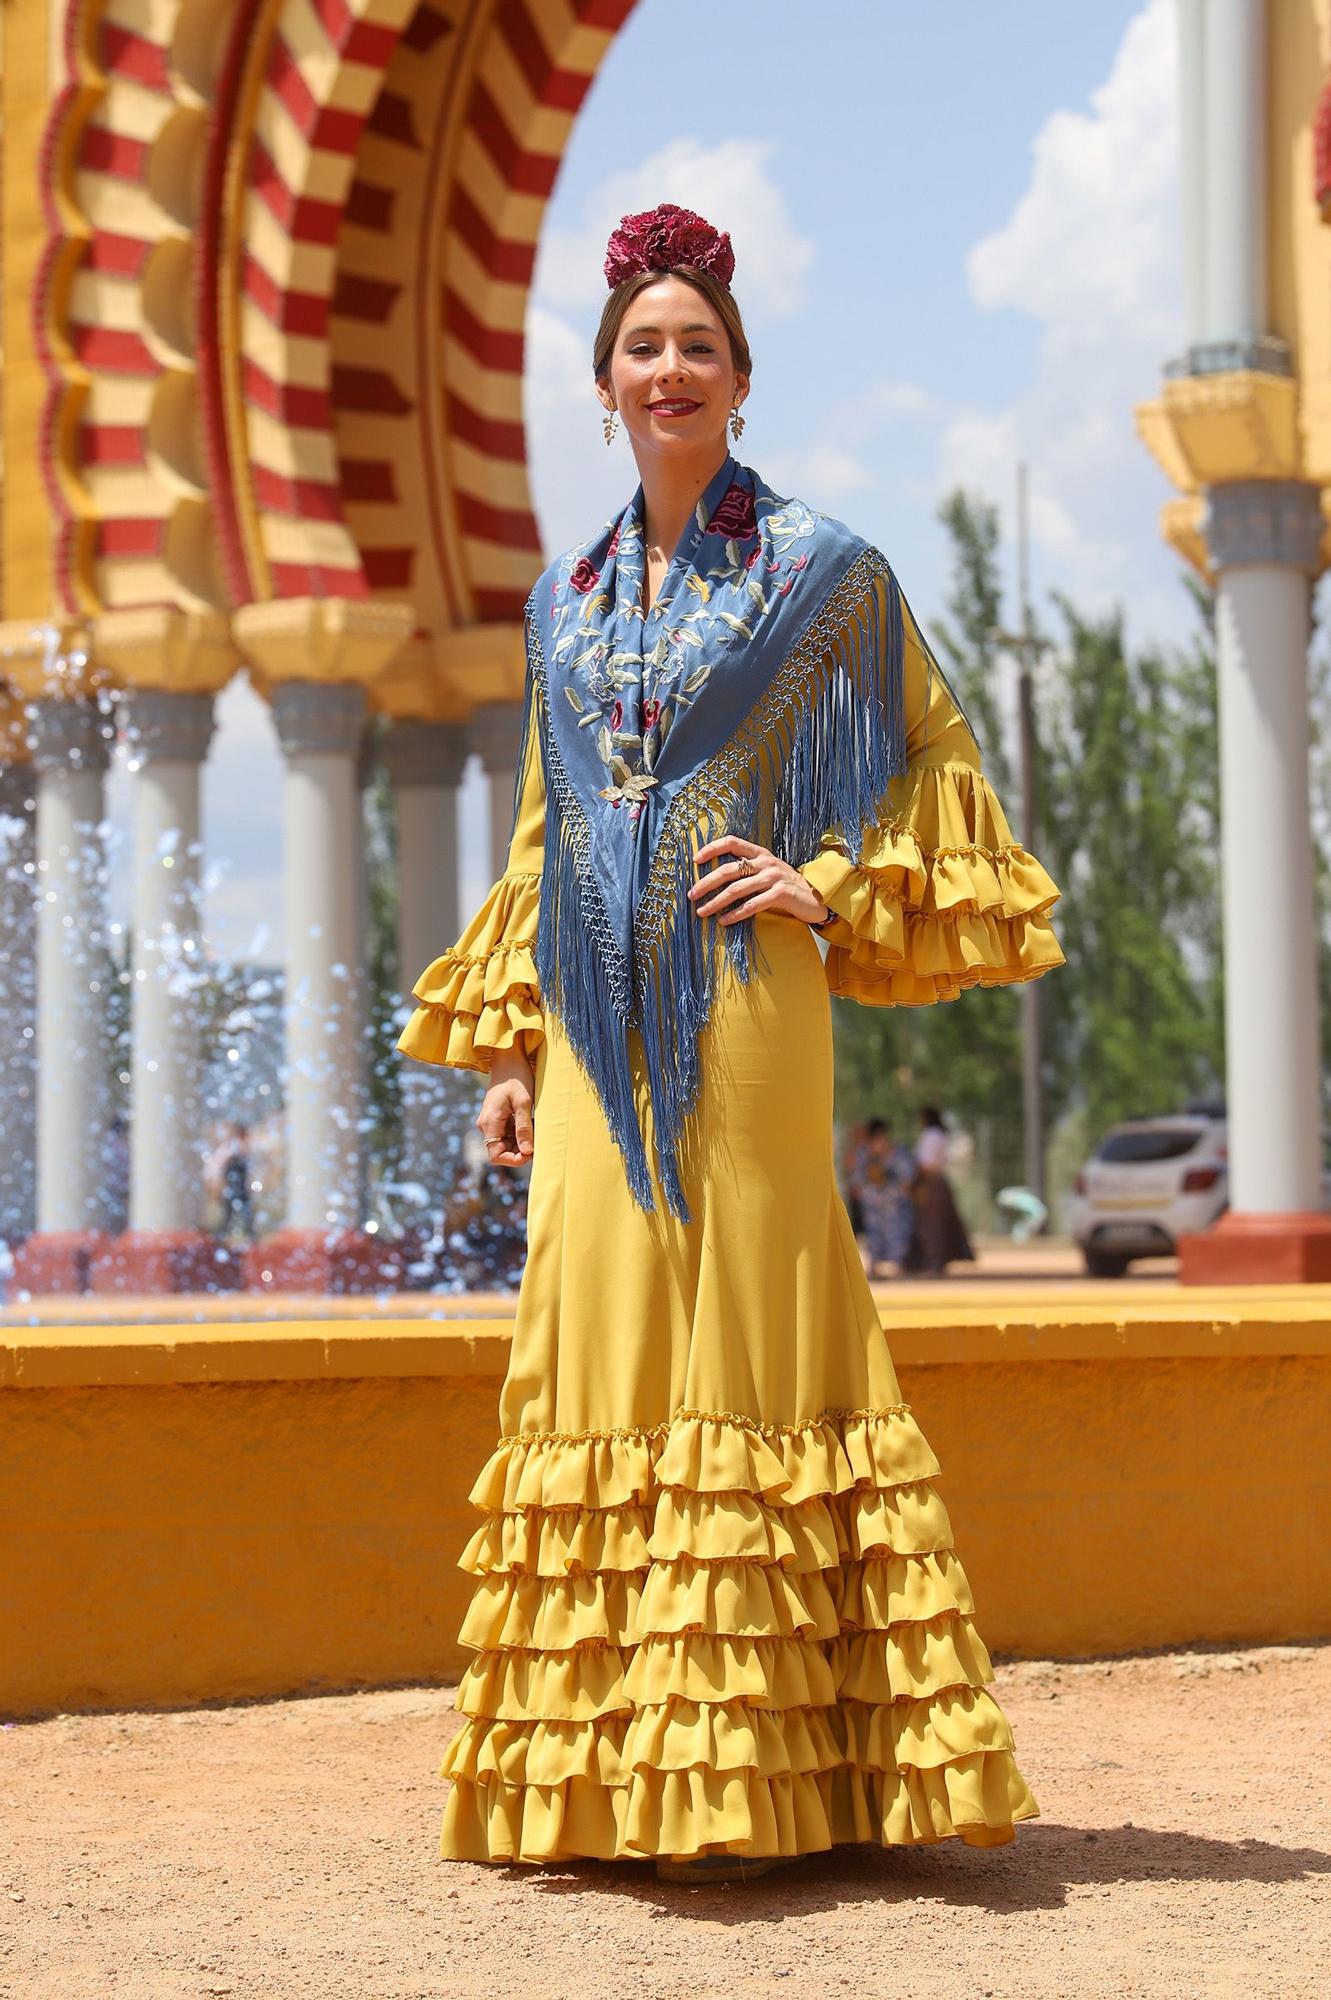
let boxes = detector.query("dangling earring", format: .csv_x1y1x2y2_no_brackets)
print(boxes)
729,405,746,442
603,407,619,446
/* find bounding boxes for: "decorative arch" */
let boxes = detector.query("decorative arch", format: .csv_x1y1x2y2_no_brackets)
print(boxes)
35,0,218,615
38,0,637,651
229,0,635,623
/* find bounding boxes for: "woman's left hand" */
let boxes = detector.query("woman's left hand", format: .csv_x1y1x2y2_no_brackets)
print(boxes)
688,835,831,927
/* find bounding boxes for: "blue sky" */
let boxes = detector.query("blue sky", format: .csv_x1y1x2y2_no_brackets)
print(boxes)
108,0,1185,961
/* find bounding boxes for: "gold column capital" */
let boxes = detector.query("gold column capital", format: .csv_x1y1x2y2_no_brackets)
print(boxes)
0,684,32,763
0,619,104,701
368,621,526,724
1136,369,1302,494
233,597,415,697
90,607,236,695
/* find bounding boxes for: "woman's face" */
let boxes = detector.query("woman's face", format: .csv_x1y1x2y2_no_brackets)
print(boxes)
596,275,748,468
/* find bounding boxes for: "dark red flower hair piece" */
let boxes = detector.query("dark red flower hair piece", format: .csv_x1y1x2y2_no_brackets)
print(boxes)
603,202,736,291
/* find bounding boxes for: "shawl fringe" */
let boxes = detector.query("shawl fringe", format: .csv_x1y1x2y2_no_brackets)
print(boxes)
530,548,910,1222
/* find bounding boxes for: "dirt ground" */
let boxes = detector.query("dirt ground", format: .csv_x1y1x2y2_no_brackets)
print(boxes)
3,1643,1327,2000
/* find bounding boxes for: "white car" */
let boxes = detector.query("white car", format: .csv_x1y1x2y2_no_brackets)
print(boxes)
1065,1106,1228,1277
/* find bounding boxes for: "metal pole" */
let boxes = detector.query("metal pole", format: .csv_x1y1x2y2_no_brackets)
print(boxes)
1015,465,1047,1210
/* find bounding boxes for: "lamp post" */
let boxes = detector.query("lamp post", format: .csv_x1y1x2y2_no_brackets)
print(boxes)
993,462,1054,1214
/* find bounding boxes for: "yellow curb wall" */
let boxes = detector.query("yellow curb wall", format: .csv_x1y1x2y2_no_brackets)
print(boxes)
2,1299,1329,1714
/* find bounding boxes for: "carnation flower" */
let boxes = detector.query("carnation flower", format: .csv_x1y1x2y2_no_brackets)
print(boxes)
604,202,736,290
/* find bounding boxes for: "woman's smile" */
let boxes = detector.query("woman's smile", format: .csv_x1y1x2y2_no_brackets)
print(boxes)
647,397,702,418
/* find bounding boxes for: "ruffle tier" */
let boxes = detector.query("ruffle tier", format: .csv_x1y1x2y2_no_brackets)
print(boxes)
395,871,543,1072
440,1407,1038,1862
799,762,1064,1006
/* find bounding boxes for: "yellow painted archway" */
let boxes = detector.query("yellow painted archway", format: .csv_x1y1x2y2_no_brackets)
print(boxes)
23,0,637,716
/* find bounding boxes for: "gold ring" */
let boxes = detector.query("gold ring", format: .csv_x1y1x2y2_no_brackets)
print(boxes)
736,858,755,878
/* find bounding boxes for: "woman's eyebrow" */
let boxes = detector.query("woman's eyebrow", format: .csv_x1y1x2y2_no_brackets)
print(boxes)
624,323,716,337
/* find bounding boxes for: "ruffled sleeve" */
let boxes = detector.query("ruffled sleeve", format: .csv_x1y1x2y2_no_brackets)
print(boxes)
395,676,545,1073
798,590,1064,1006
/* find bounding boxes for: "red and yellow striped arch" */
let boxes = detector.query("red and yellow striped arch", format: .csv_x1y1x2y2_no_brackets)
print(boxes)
38,0,636,642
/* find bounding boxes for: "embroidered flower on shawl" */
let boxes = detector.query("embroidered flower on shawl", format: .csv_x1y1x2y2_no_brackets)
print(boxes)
525,460,913,1226
706,483,757,540
544,470,831,841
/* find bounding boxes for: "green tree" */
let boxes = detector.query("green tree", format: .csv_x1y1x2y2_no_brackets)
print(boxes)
932,489,1014,797
1035,591,1223,1135
832,489,1228,1209
832,492,1025,1152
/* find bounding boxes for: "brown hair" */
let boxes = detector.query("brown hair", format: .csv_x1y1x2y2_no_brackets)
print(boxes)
592,267,752,382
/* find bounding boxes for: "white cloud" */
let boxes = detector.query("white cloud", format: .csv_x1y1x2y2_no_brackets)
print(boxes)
942,0,1186,636
759,2,1188,644
968,0,1178,337
525,4,1189,642
534,136,815,319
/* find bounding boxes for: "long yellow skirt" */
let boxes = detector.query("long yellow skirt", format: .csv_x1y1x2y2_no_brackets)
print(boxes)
439,912,1039,1862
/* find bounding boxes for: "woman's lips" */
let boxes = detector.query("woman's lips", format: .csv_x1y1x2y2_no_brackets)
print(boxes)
649,400,701,418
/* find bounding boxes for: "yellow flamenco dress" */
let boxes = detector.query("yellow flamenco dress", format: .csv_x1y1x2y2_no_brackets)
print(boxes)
397,591,1064,1864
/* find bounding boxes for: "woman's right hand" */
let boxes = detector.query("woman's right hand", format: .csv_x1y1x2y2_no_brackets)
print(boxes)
477,1045,535,1167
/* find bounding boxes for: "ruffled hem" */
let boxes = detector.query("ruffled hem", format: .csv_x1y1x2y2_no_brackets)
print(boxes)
396,871,543,1072
800,762,1065,1006
467,1408,941,1511
440,1405,1038,1862
439,1752,1037,1863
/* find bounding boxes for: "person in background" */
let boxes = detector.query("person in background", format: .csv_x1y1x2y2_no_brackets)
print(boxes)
103,1113,130,1236
216,1121,257,1244
908,1104,975,1276
440,1142,530,1293
855,1117,918,1277
839,1120,870,1238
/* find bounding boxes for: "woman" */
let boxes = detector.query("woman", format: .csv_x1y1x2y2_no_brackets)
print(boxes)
855,1118,919,1277
910,1106,976,1277
397,203,1064,1880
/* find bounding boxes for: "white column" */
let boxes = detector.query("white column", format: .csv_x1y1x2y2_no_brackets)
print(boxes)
272,681,367,1231
121,689,216,1232
353,721,375,1222
1204,480,1323,1214
470,700,526,884
28,698,113,1233
1201,0,1265,346
385,719,467,990
1176,0,1208,350
384,719,469,1213
0,760,37,1247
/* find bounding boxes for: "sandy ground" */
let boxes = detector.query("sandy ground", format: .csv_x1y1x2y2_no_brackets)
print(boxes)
3,1645,1328,2000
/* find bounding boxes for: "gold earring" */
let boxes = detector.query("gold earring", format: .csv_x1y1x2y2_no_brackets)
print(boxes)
603,408,619,445
729,406,745,441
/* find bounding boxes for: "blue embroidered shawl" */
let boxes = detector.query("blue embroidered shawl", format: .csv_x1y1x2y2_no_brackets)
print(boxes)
520,452,909,1222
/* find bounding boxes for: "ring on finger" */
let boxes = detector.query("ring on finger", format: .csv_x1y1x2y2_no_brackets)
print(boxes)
736,857,756,878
